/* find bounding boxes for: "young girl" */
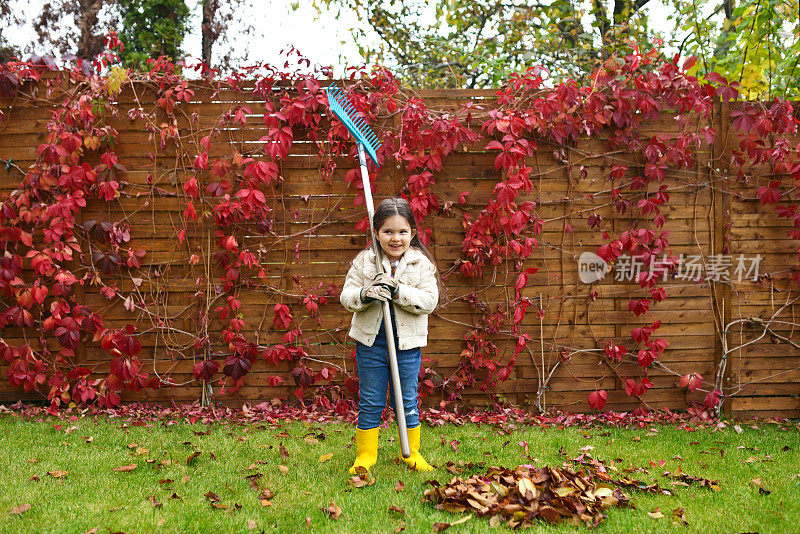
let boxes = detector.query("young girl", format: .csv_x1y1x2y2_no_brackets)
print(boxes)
340,197,440,473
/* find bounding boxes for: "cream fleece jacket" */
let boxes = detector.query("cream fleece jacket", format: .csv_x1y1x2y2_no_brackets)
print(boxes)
340,247,438,350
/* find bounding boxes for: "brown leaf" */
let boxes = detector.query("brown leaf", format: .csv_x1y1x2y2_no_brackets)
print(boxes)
148,495,162,508
279,443,289,459
209,452,217,461
204,491,221,503
169,493,181,500
348,475,371,488
389,505,405,515
323,499,342,520
29,475,40,482
305,517,312,526
539,505,561,524
158,478,173,485
245,473,263,491
187,451,201,466
394,522,406,533
84,436,94,443
48,470,68,478
10,503,31,515
112,464,137,473
433,522,450,532
672,507,689,526
395,480,405,492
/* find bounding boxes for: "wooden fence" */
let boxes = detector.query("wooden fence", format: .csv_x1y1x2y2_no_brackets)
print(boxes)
0,75,798,417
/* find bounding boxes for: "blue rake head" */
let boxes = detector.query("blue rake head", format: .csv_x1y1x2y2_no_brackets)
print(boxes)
325,84,382,167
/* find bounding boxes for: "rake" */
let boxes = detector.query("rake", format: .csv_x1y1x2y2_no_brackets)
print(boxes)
326,84,411,459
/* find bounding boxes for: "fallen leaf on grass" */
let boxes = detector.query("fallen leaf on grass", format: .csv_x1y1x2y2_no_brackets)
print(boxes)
305,516,312,526
279,443,289,459
29,475,39,482
28,458,38,463
260,488,274,507
394,521,406,532
158,478,173,485
84,436,93,443
278,465,289,475
181,475,190,484
450,515,472,526
83,528,98,534
148,495,162,508
663,467,720,491
672,507,688,526
389,505,405,515
169,493,181,500
112,464,137,473
433,522,450,532
348,467,375,488
395,480,405,492
245,473,263,490
10,503,31,515
205,491,221,503
323,500,341,520
648,507,666,519
48,470,67,479
246,463,259,470
319,453,333,463
187,452,201,466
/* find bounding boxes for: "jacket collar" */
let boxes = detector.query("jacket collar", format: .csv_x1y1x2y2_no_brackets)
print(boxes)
371,246,424,278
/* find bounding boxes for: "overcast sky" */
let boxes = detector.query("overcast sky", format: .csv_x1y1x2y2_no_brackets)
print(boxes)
5,0,676,77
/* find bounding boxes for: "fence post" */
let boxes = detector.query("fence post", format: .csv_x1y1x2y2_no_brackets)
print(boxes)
712,98,733,416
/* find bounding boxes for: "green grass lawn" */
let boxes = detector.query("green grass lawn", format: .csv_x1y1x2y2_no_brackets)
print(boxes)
1,409,798,533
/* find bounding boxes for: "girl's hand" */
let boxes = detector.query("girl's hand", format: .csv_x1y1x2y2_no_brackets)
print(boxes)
372,272,398,297
360,284,392,303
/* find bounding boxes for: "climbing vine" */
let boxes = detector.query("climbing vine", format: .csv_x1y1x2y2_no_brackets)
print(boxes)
0,37,799,416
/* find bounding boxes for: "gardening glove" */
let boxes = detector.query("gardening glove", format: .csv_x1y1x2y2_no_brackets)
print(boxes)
373,272,399,298
360,283,392,303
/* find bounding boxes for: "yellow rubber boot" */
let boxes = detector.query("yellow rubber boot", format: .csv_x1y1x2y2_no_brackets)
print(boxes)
349,427,380,474
402,425,434,471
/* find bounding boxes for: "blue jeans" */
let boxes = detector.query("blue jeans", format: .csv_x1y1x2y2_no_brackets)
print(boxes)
356,305,421,430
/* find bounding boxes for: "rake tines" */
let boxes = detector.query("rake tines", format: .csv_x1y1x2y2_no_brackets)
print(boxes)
325,84,382,166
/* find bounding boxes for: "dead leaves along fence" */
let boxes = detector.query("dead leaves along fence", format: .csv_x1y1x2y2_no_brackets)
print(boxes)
0,79,798,418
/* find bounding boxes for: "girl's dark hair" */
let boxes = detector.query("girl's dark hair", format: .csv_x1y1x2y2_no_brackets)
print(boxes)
372,197,445,300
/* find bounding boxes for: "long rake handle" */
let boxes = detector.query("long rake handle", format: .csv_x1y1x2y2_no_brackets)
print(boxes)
358,143,411,459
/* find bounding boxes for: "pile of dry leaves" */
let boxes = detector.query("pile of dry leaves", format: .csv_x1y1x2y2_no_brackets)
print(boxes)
423,465,632,528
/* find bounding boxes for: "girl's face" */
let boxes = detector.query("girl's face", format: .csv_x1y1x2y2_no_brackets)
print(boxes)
376,214,416,261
